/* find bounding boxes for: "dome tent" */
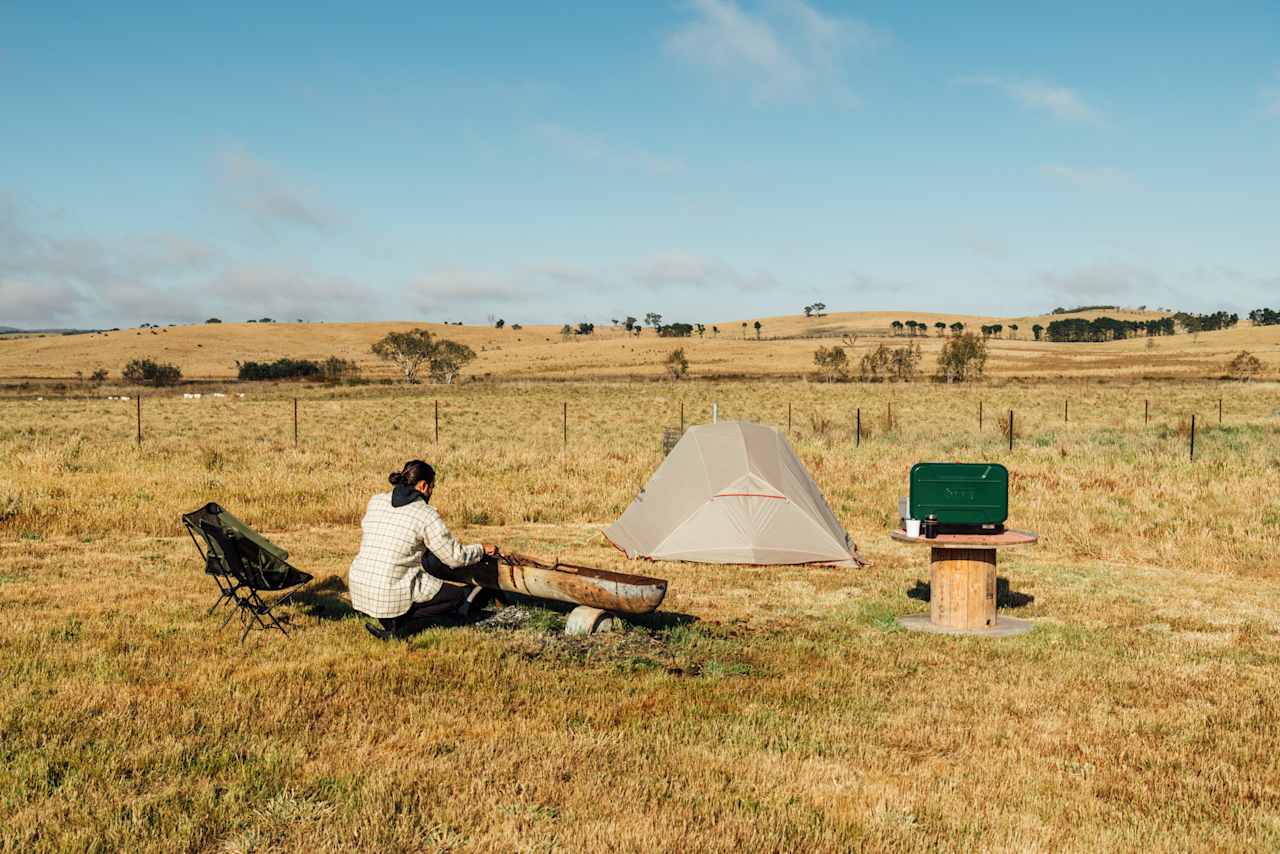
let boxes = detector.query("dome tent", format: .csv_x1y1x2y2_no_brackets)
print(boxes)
604,421,864,566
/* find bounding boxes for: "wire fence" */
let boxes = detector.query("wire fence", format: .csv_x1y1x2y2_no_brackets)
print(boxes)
13,382,1275,466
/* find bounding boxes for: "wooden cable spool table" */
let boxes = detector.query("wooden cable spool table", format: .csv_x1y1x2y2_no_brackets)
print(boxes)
889,528,1038,637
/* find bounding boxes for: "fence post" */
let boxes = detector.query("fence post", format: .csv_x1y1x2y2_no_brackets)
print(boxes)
563,401,568,450
293,397,298,447
788,401,792,434
887,401,893,431
434,400,439,443
680,401,685,433
855,408,861,447
136,395,142,445
1145,400,1149,425
1064,399,1068,423
1218,398,1222,424
1190,414,1196,461
1008,409,1014,451
979,400,983,430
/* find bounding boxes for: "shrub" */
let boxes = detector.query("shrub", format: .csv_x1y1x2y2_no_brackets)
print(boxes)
205,318,222,324
122,358,182,387
237,358,323,381
813,345,849,382
860,342,920,382
936,333,988,383
665,348,689,380
319,356,360,383
1227,351,1263,381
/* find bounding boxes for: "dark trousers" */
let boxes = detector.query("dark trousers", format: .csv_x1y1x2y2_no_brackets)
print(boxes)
377,552,500,633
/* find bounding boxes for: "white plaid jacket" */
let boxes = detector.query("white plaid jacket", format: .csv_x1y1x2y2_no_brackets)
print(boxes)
348,492,483,618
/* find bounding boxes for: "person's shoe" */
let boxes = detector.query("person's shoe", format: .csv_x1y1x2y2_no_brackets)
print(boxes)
365,622,394,641
456,585,487,618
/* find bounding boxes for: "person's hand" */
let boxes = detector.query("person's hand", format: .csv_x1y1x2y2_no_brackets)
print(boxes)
482,543,498,557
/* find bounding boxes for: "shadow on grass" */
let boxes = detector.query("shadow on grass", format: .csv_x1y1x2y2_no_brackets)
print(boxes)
907,577,1034,609
293,575,359,621
358,588,699,641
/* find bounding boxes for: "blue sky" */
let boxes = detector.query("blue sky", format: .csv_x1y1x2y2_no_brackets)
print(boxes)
2,1,1277,327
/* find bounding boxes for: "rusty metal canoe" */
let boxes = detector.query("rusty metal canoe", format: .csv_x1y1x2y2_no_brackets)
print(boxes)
450,552,667,615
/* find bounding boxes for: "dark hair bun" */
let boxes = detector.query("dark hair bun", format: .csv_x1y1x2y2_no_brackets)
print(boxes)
389,460,434,488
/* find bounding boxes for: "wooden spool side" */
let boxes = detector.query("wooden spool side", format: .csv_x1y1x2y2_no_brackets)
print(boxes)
930,547,997,629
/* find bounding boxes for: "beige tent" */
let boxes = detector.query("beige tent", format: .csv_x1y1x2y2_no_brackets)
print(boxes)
604,420,864,566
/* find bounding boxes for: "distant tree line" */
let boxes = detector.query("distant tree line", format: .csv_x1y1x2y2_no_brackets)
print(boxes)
1249,308,1280,326
1046,316,1177,342
1173,311,1238,333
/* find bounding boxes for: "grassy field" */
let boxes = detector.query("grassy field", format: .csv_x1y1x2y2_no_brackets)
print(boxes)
2,310,1277,382
3,379,1280,850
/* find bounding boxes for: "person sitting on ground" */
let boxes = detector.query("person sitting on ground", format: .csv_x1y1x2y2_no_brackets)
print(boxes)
348,459,498,638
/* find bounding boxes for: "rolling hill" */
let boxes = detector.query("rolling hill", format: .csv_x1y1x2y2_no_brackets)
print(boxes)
0,311,1275,382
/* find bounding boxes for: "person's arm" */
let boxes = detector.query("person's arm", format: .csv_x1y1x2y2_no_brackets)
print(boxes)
420,508,484,568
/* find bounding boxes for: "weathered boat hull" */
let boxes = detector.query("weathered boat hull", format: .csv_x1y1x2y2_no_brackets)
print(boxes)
450,553,667,615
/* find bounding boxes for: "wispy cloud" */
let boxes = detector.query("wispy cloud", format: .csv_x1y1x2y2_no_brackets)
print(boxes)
629,251,779,291
532,123,685,177
409,251,783,316
1040,262,1161,300
1040,164,1137,192
959,75,1101,125
214,143,339,231
0,191,370,326
664,0,884,105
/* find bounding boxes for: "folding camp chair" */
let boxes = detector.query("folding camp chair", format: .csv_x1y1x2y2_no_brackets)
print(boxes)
181,502,313,642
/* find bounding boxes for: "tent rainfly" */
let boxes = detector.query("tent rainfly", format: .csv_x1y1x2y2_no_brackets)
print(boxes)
604,420,864,566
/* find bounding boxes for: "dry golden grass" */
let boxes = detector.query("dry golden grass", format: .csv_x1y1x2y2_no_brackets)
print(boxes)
2,311,1276,382
3,378,1280,850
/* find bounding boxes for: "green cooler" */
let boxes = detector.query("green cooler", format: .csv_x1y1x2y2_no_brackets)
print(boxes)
909,463,1008,532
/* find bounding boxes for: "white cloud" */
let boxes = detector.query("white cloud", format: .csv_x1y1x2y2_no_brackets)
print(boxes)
0,191,372,327
960,75,1101,125
409,252,782,317
0,278,90,326
629,251,780,291
664,0,882,105
1040,164,1137,192
532,123,685,177
1040,262,1161,299
411,269,536,310
214,143,339,231
201,266,371,320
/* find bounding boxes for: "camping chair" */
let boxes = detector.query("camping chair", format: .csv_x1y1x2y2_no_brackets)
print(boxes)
181,502,313,642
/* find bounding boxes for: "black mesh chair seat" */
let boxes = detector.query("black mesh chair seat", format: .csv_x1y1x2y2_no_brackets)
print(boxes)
182,502,313,642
